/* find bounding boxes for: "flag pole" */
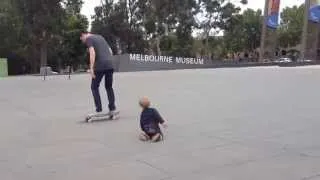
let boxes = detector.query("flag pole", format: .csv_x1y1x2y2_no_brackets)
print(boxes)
259,0,269,62
301,0,310,60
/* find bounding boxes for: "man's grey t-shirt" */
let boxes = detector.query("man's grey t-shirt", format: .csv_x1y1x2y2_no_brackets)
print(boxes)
86,34,114,71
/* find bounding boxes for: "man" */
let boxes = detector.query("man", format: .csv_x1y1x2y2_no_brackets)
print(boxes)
80,32,117,115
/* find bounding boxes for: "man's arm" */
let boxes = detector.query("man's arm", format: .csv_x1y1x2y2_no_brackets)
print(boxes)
89,47,96,71
86,38,96,73
108,46,113,56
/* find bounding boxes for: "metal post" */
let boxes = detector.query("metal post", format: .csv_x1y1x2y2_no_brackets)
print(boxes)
317,24,320,60
43,67,47,81
259,0,269,62
68,65,71,80
301,0,310,60
312,23,320,60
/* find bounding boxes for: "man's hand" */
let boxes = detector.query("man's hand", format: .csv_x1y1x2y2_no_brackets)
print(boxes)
90,69,96,79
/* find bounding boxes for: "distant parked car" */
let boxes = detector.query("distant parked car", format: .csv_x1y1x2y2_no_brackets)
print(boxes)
274,58,292,63
297,59,313,62
262,59,271,63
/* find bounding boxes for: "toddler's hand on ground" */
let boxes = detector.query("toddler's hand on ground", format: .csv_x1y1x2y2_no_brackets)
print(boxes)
162,122,168,129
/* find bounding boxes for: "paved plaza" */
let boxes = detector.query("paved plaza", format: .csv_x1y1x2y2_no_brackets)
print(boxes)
1,66,320,180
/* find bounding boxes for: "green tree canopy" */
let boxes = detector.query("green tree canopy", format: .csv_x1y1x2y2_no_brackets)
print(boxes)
277,5,304,48
224,8,262,53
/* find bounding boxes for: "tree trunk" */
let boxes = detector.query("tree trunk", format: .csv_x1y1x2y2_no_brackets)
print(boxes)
155,18,161,56
205,36,209,57
204,29,210,57
40,40,48,67
30,44,39,73
156,36,161,56
152,1,161,56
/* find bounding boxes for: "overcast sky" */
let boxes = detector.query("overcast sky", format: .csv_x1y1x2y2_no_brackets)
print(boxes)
81,0,305,24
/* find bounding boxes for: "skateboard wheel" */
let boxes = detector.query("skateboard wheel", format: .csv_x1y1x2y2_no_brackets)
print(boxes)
111,115,120,120
85,116,92,123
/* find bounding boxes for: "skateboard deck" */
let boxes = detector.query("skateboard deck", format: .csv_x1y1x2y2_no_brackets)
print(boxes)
85,111,120,123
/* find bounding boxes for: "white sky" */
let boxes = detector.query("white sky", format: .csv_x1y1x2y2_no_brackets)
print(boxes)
82,0,101,21
81,0,305,27
237,0,304,12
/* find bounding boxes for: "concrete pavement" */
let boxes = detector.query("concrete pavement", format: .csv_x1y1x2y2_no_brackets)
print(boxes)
1,67,320,180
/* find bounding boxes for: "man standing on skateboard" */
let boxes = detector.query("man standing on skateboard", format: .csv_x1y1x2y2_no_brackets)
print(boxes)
80,32,117,116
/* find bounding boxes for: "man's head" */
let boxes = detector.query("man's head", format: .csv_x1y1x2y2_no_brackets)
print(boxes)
80,31,91,43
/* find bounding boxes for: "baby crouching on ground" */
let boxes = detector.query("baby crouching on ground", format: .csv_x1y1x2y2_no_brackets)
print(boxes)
139,97,167,142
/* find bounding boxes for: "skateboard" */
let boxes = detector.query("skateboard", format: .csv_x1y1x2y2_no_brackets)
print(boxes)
85,111,120,123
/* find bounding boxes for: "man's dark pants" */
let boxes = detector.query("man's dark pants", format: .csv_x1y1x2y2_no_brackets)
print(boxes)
91,69,116,112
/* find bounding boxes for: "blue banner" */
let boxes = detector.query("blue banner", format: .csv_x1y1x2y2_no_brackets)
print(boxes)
309,0,320,23
267,0,280,29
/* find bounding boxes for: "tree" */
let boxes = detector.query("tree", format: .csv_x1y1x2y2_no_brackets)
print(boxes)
0,0,25,57
223,8,262,53
13,0,65,72
8,0,89,73
135,0,178,55
159,34,179,56
92,0,246,57
91,0,148,54
64,0,83,15
170,0,199,57
57,0,88,70
197,0,246,57
277,5,304,48
91,0,204,56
